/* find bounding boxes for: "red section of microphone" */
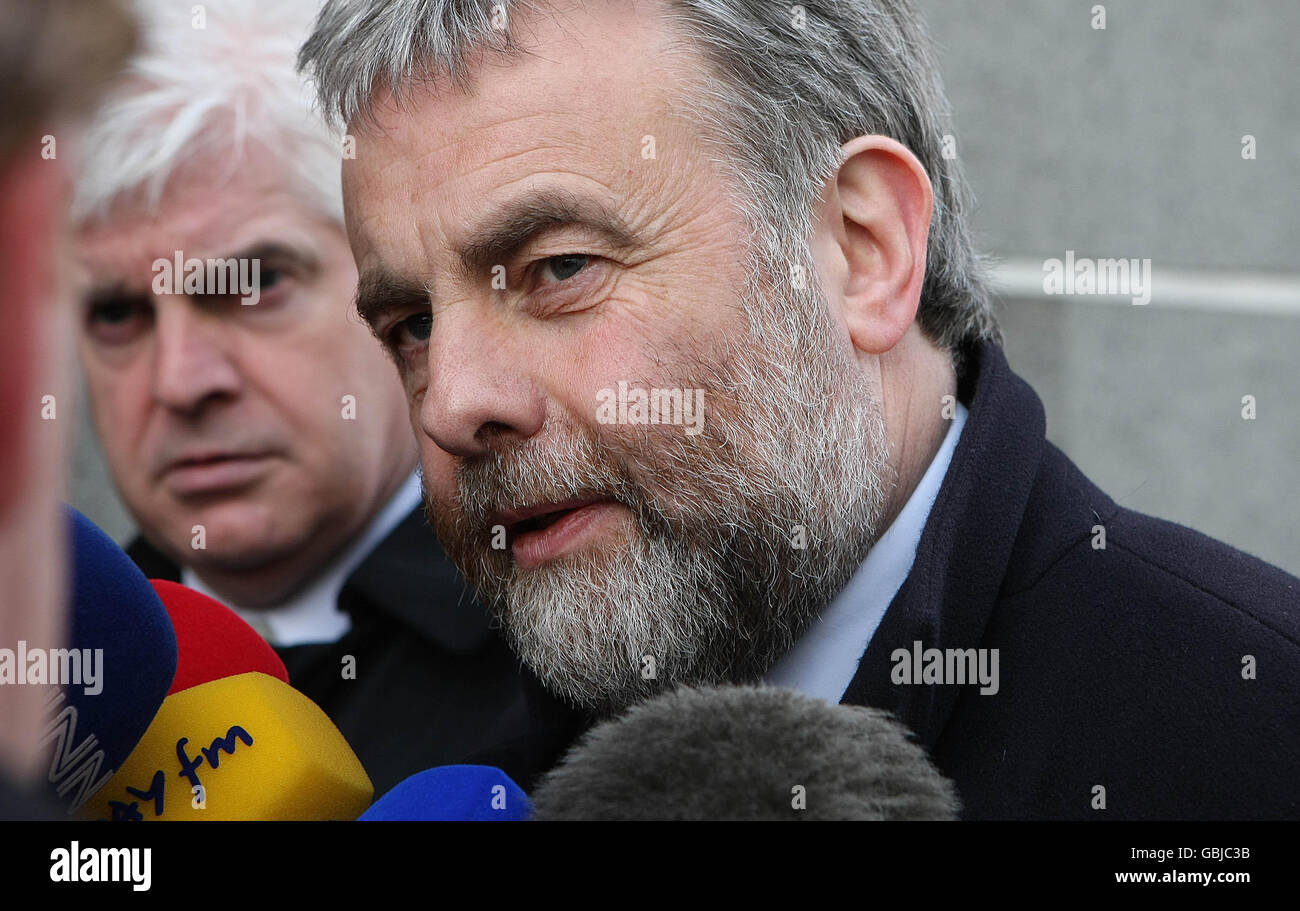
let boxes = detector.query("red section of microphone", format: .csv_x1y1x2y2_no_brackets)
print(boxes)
150,579,288,695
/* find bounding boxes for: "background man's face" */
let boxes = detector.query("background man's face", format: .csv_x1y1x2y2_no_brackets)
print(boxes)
344,2,887,711
75,150,415,592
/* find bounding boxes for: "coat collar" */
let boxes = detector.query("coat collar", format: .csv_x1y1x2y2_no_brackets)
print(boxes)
127,506,495,655
840,341,1047,747
337,506,496,654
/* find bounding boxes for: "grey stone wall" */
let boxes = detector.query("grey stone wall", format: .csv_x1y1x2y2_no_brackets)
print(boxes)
920,0,1299,573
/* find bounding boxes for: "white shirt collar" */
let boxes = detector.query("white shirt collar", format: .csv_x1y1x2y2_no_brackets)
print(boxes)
764,402,968,701
182,472,423,647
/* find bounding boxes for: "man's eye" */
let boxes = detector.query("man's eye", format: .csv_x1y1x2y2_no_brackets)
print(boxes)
394,312,432,345
259,268,283,291
540,254,590,283
91,299,139,324
86,297,152,344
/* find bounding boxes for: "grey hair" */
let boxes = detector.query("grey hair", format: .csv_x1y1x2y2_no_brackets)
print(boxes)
299,0,1000,360
71,0,345,226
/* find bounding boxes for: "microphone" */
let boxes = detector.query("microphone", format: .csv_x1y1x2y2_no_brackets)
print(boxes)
33,507,178,816
530,684,960,820
150,579,288,693
81,582,373,821
84,671,373,820
360,765,532,821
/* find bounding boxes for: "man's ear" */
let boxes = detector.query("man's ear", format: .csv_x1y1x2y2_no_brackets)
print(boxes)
811,135,933,356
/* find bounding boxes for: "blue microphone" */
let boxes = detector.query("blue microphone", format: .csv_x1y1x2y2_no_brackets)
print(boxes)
359,765,531,821
34,507,178,815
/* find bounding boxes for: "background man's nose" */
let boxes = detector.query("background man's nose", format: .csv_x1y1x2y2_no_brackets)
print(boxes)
150,298,243,414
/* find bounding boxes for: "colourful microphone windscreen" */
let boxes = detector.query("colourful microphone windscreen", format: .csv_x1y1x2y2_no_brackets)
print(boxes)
39,507,177,815
82,671,373,820
149,579,287,694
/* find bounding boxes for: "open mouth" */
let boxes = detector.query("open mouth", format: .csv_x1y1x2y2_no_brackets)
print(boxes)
509,506,580,538
494,497,602,538
491,498,623,569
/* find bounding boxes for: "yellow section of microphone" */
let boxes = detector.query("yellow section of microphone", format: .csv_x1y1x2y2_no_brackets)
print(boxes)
82,671,373,820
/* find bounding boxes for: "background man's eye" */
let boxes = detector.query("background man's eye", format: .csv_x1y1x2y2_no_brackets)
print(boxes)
91,300,138,324
543,254,589,283
85,296,152,345
259,268,283,291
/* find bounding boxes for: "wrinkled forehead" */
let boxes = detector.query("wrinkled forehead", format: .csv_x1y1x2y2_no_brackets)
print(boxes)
75,153,338,287
340,1,715,256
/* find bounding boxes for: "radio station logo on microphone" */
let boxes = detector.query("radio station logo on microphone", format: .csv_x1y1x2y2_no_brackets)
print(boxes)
94,725,253,821
0,641,103,695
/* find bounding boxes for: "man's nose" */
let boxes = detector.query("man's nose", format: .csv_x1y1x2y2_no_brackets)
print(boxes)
150,298,242,414
419,308,546,459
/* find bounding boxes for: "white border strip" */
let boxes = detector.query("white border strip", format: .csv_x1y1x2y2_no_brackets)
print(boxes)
991,258,1300,317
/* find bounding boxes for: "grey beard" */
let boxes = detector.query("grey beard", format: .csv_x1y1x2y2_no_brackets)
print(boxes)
427,262,892,716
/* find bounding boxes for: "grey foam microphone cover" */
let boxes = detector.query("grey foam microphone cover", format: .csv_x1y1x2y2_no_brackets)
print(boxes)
532,684,960,820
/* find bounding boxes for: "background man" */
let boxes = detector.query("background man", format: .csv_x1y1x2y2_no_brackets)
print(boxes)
300,0,1300,818
71,0,580,795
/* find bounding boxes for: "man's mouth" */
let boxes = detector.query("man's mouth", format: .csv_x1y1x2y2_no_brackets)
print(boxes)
490,498,625,570
162,451,275,495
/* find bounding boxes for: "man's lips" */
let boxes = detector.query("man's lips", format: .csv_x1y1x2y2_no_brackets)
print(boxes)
161,452,276,496
489,498,625,570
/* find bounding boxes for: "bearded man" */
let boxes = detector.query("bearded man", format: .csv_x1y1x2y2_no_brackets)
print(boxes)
299,0,1300,819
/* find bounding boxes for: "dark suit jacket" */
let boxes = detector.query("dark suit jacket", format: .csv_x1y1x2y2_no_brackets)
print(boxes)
128,508,590,797
842,340,1300,819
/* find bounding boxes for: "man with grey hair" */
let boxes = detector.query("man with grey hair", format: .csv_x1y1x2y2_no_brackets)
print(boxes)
300,0,1300,818
70,0,583,796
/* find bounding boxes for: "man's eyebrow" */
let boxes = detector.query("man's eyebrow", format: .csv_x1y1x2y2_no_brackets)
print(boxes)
355,267,429,331
355,191,642,329
458,189,643,276
82,280,138,310
228,241,320,273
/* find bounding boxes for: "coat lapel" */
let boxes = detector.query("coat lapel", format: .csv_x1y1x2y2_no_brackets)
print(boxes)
840,342,1046,748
